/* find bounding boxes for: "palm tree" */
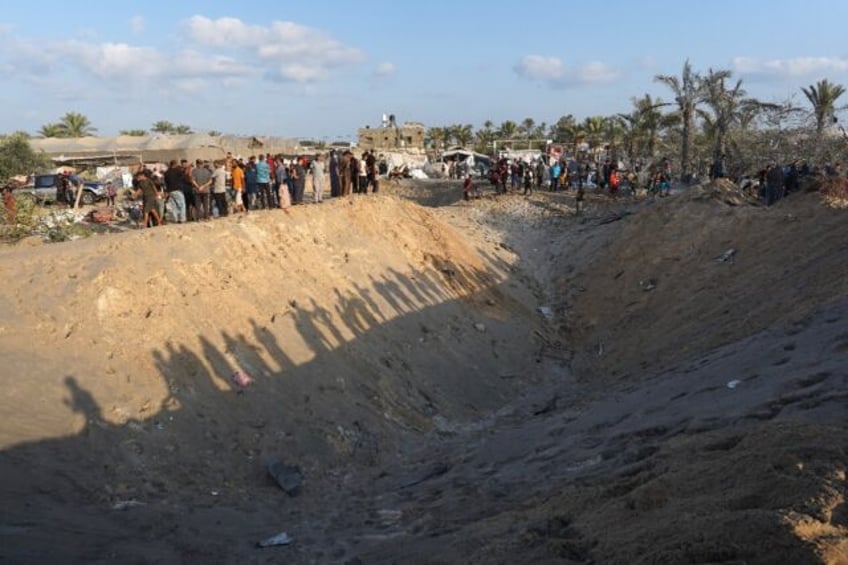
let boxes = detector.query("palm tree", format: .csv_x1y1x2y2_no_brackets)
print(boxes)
120,129,147,136
550,114,578,151
475,121,495,154
38,123,67,138
624,94,670,160
802,78,846,134
498,120,518,141
700,68,748,159
520,118,536,139
604,116,626,162
425,127,447,152
173,124,193,135
453,124,474,148
58,112,96,137
151,120,175,134
532,121,548,141
655,59,701,180
581,116,606,154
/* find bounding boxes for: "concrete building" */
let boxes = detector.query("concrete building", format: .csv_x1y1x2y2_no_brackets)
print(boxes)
357,117,425,152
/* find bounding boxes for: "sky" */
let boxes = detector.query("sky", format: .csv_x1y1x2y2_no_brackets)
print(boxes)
1,0,848,141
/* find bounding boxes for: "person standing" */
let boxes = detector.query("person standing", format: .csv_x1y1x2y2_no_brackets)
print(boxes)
105,181,117,207
365,150,378,193
3,186,16,223
523,165,534,195
329,150,340,197
256,154,271,209
164,160,187,223
275,156,292,209
211,161,228,217
151,167,167,224
311,153,326,203
357,155,367,194
180,160,197,222
231,159,245,213
765,163,785,206
292,157,307,204
340,151,353,196
244,157,258,212
132,170,162,228
608,167,620,197
192,160,213,221
266,155,278,208
350,154,360,194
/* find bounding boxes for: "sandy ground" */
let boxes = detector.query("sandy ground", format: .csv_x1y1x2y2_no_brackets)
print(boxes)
0,177,847,564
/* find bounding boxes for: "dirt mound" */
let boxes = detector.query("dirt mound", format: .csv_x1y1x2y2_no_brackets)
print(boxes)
564,189,848,388
1,182,847,563
0,195,550,562
686,177,761,206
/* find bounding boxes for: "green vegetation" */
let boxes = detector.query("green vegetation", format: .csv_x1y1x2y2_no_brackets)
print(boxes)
424,62,847,179
150,121,194,135
38,112,98,138
0,132,49,183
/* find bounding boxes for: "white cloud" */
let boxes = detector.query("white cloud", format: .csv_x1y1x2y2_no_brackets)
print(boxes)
577,62,620,83
276,63,328,83
186,15,365,82
61,40,163,80
130,15,145,35
374,62,396,78
185,15,266,47
0,13,366,109
733,56,848,79
514,55,619,86
515,55,566,82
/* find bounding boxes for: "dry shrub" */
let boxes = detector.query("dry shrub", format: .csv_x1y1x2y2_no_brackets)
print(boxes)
819,177,848,209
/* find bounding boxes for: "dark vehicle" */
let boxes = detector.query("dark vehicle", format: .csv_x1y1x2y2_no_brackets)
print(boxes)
15,174,107,206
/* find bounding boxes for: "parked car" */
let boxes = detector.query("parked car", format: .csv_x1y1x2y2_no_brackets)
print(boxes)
15,174,107,205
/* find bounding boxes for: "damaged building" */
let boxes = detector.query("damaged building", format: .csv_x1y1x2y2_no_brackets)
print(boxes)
357,115,425,152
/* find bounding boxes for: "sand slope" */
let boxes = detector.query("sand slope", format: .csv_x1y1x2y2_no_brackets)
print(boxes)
1,181,847,563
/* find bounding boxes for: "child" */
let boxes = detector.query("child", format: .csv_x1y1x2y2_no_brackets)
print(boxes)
105,181,117,207
575,184,585,215
463,175,473,201
523,166,534,195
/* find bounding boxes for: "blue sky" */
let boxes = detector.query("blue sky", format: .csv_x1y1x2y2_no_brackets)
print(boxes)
1,0,847,140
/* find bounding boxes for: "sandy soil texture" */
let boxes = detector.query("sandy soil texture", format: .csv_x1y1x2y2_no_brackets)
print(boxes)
1,178,847,564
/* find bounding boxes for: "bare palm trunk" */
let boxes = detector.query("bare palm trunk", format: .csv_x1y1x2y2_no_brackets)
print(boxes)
681,110,693,180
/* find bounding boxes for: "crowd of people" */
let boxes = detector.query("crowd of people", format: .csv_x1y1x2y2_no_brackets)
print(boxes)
480,155,674,201
129,149,383,227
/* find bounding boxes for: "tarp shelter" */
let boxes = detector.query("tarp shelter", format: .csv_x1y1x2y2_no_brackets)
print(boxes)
28,134,300,167
499,149,542,163
440,148,491,167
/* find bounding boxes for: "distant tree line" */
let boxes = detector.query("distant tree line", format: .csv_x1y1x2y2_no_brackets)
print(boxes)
32,114,197,138
13,60,848,180
426,62,847,180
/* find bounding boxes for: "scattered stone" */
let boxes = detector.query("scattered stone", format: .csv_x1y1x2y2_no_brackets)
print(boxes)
268,461,304,496
717,248,737,263
111,499,147,511
639,279,657,291
474,323,486,332
257,532,293,548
